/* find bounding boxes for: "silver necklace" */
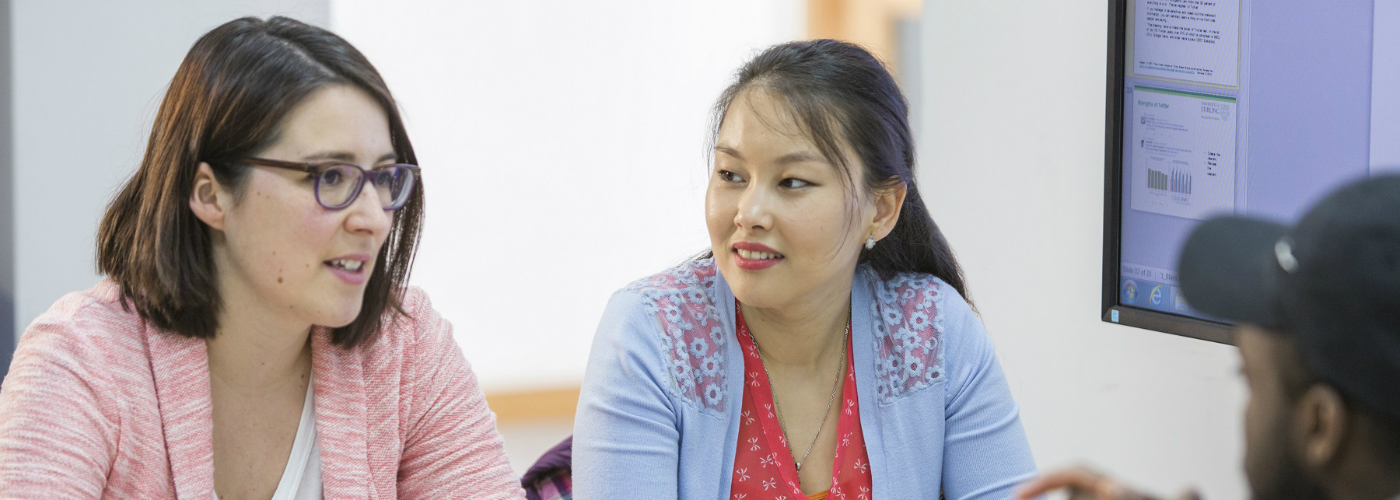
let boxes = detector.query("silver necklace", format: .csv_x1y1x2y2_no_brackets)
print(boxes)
749,321,849,472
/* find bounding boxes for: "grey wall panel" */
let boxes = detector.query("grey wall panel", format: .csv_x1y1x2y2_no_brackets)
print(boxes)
2,0,16,378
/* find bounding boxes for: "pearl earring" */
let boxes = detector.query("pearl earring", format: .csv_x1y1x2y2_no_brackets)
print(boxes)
865,237,876,250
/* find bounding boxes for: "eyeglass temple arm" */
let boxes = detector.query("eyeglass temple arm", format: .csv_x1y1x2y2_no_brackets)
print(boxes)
238,157,320,173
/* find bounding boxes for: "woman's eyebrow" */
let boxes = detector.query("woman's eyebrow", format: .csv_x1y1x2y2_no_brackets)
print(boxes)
776,151,824,165
715,145,744,160
300,151,356,162
715,146,824,165
298,151,398,163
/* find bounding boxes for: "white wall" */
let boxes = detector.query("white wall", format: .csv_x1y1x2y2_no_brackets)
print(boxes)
329,0,804,393
9,0,330,344
920,2,1248,498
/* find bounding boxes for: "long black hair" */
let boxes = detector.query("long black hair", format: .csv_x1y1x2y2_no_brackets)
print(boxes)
708,39,970,300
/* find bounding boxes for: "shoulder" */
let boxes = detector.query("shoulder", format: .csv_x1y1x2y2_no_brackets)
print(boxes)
394,285,439,330
348,287,460,387
869,271,951,313
869,272,1002,405
26,279,144,333
1,280,145,428
615,258,725,334
868,270,975,335
865,270,978,403
368,285,443,350
349,287,469,421
599,258,730,413
12,280,150,372
621,258,723,309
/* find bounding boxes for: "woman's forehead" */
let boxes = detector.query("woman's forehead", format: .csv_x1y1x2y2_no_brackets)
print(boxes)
718,93,838,163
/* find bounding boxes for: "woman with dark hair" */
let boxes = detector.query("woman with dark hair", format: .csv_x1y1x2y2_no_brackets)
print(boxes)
573,39,1036,499
0,17,524,499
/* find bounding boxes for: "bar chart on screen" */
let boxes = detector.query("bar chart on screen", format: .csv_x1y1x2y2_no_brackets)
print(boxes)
1146,168,1193,195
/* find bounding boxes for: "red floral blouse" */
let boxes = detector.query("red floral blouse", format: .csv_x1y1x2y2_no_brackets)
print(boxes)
730,309,873,500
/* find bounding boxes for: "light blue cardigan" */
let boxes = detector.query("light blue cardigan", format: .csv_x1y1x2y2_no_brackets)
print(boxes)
573,259,1037,499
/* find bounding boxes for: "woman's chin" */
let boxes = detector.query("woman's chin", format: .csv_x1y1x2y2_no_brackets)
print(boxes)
317,305,365,329
727,282,781,310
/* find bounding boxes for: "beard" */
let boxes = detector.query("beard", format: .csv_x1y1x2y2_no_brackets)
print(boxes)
1250,435,1331,500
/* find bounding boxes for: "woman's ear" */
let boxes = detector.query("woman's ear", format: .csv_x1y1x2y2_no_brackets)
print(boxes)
870,179,907,241
189,162,231,231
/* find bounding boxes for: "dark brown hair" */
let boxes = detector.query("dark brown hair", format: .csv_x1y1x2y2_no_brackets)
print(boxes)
97,16,422,347
708,39,971,300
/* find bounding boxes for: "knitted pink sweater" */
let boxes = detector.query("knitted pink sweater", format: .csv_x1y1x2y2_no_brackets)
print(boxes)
0,280,525,499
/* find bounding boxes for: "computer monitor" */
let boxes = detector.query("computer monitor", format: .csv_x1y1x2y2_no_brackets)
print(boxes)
1103,0,1399,343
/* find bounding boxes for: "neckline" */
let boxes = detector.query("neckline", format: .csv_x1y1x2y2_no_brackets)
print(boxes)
268,375,317,500
736,306,857,496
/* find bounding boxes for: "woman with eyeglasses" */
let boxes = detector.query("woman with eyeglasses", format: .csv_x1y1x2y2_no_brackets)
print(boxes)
572,40,1037,499
0,17,524,499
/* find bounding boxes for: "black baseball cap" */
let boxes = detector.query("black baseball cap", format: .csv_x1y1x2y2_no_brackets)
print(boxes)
1178,174,1400,421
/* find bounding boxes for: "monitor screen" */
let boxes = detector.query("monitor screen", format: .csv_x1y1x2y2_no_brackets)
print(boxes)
1104,0,1399,342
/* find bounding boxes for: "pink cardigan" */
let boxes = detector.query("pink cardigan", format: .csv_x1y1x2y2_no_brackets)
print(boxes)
0,280,526,499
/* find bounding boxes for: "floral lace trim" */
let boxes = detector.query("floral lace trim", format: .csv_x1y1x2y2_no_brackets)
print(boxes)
868,271,945,404
625,259,728,413
627,261,948,410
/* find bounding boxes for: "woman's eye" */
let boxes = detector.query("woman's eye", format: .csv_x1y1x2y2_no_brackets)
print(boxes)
718,170,745,183
371,170,393,187
320,168,346,186
780,178,811,189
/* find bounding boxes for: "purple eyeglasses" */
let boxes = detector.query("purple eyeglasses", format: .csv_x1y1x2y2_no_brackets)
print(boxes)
238,157,420,211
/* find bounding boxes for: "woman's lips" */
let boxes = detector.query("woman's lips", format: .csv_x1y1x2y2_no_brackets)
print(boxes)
731,242,784,271
324,255,370,285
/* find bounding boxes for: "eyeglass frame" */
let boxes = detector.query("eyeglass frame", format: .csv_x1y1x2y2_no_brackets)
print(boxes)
230,157,421,211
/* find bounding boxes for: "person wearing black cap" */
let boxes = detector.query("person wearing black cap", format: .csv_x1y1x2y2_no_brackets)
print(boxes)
1016,174,1400,500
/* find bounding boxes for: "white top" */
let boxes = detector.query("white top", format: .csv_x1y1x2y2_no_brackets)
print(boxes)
213,379,323,500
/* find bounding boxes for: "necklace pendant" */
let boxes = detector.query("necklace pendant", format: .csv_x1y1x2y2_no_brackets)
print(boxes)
795,462,802,471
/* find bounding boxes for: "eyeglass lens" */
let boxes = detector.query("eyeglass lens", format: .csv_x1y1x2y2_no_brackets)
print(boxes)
316,164,416,209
